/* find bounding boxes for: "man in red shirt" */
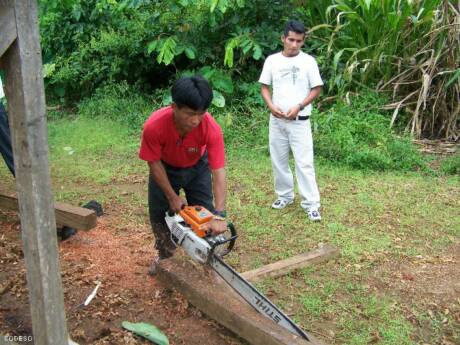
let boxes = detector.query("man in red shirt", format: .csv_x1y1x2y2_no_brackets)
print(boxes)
139,76,227,272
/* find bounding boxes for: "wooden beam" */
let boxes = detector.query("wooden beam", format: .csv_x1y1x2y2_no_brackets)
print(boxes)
241,245,340,283
0,193,97,230
157,255,326,345
0,1,17,58
2,1,69,344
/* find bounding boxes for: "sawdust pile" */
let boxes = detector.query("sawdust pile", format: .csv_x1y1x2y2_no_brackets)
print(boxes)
60,220,155,292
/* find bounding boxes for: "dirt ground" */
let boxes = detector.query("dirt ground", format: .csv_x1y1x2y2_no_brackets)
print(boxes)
0,189,459,344
369,246,460,344
0,202,245,345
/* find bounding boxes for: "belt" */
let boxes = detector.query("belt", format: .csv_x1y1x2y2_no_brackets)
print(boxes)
296,115,310,121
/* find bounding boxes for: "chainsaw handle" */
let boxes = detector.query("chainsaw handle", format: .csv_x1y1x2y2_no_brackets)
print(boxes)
167,203,186,217
211,222,237,258
226,223,238,255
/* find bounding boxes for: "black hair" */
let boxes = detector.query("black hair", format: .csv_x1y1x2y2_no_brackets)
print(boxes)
284,20,306,37
171,75,213,111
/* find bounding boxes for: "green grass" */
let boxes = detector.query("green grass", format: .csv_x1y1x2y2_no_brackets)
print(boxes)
0,96,458,344
47,116,144,185
224,152,458,344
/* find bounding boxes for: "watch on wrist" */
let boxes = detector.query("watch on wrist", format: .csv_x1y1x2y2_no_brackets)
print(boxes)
214,210,227,218
298,103,305,111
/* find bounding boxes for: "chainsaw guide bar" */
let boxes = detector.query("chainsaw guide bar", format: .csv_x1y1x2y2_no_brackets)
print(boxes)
165,206,310,340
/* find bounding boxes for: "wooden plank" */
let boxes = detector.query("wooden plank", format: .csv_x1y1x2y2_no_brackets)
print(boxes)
157,255,326,345
241,244,340,283
2,1,69,344
0,1,17,58
0,193,97,230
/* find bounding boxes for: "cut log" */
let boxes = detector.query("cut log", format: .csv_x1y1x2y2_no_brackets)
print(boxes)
241,244,340,283
157,255,326,345
0,193,97,230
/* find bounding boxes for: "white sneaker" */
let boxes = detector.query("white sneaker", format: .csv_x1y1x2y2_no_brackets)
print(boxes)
306,209,321,222
271,199,294,209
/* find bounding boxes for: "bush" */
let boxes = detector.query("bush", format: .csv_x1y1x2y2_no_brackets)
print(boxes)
216,104,268,153
313,93,430,172
299,0,459,140
440,153,460,175
44,13,160,101
77,82,157,132
40,0,294,103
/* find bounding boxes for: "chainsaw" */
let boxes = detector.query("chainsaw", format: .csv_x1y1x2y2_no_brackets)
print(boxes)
165,206,310,341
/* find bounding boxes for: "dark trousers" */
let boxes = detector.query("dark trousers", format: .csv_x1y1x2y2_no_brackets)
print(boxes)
0,103,14,176
148,154,214,258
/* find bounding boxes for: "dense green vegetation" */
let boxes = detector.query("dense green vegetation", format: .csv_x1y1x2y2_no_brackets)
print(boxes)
39,0,459,140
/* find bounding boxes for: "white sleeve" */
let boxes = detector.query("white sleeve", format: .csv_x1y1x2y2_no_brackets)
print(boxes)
258,56,272,85
307,58,323,88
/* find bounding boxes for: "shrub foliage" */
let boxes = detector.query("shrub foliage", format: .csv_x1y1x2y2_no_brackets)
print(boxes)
39,0,459,140
313,93,429,172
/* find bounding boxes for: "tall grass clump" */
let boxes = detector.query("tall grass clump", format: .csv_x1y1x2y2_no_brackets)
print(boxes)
215,103,269,155
77,82,157,133
439,153,460,175
301,0,459,140
313,93,430,172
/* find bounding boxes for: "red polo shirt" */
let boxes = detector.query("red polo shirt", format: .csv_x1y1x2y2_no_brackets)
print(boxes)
139,106,225,169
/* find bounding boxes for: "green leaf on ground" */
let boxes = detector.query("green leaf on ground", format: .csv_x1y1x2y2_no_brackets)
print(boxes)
122,321,169,345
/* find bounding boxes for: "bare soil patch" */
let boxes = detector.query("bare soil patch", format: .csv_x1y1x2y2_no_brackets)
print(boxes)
0,206,244,345
369,245,460,344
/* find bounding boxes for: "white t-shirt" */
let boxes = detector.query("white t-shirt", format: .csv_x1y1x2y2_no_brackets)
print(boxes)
259,51,323,115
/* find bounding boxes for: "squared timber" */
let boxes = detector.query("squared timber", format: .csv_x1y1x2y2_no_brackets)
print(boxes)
157,255,326,345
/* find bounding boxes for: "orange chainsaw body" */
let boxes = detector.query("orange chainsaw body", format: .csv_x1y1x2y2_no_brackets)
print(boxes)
179,206,214,238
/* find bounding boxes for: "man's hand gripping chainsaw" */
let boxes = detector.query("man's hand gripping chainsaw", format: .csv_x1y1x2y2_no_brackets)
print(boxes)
165,206,237,264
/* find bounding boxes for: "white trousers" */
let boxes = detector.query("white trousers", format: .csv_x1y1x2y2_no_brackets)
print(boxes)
269,115,320,210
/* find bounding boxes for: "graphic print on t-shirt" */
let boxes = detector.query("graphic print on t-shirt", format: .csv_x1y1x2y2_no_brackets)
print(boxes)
280,66,300,85
187,146,199,154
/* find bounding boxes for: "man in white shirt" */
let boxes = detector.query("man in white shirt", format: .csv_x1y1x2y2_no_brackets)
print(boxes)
259,20,323,221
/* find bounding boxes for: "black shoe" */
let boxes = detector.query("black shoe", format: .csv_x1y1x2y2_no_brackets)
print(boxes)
59,226,77,241
82,200,103,216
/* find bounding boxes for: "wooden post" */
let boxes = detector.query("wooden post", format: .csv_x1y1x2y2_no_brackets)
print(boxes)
1,0,69,344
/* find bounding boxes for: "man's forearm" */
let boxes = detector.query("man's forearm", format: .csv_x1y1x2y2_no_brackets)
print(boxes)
260,84,274,109
148,161,177,201
212,168,227,212
299,86,322,108
261,84,285,118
